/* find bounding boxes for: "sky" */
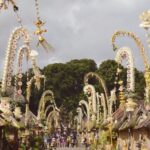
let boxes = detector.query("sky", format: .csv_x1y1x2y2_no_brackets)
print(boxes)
0,0,150,78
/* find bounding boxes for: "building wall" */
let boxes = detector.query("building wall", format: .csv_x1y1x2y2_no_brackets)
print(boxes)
132,128,150,149
117,128,150,150
117,130,131,150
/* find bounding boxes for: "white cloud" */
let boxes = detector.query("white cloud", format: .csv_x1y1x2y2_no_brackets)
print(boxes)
115,0,135,6
0,0,150,73
48,56,62,64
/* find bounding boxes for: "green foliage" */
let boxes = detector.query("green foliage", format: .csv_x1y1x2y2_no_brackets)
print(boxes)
29,83,44,115
0,91,9,97
42,59,97,117
97,60,127,92
17,59,145,122
98,130,110,145
97,60,145,98
134,68,145,98
17,69,44,115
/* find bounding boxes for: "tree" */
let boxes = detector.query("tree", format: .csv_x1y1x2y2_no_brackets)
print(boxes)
97,59,145,98
97,60,127,92
19,59,145,117
42,59,97,117
134,68,145,98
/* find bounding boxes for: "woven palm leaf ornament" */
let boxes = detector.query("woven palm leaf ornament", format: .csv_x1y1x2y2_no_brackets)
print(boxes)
34,0,54,52
0,0,18,11
0,0,24,27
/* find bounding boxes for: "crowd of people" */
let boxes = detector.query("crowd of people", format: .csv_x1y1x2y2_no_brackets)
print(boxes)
18,127,99,150
18,127,78,149
43,128,78,149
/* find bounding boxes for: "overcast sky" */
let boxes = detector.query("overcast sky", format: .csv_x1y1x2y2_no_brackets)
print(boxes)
0,0,150,78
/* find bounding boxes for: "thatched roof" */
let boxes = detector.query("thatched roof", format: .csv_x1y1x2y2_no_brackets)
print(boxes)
112,107,125,120
0,112,24,128
0,109,40,129
109,101,150,131
134,115,150,129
